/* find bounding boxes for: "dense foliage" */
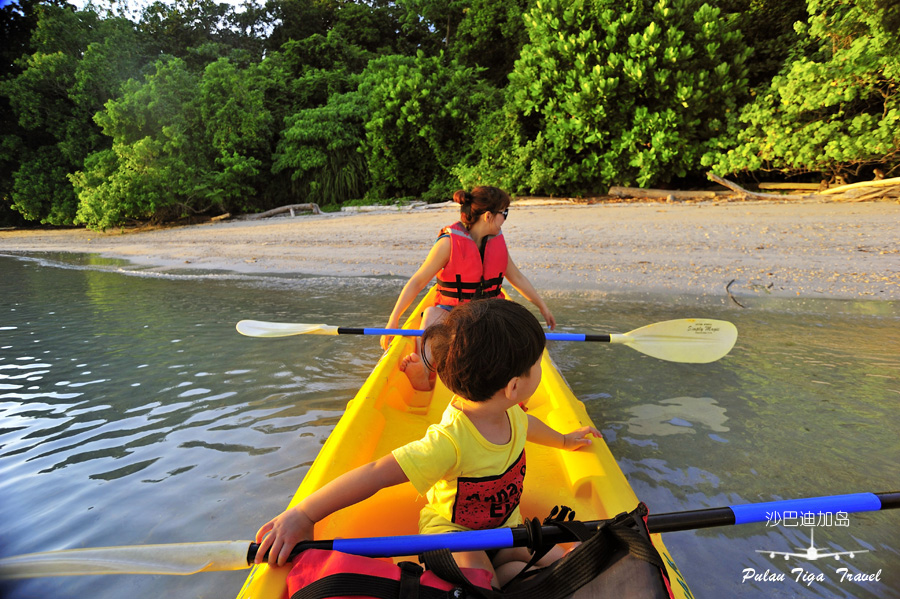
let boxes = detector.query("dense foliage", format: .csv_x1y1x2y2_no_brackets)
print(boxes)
1,0,897,228
460,0,751,193
705,0,900,180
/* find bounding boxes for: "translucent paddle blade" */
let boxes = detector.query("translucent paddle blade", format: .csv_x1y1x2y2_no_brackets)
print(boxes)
235,320,338,337
0,541,252,579
613,319,738,363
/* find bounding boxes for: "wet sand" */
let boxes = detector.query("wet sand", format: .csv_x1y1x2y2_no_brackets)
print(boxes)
1,199,898,302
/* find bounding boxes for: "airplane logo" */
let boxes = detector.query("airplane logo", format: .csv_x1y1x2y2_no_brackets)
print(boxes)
757,528,870,561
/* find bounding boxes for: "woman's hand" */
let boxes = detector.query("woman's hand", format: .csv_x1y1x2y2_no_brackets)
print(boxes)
380,318,401,351
539,305,557,331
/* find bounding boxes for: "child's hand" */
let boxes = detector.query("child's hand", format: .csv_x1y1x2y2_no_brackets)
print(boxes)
562,426,602,451
254,506,315,567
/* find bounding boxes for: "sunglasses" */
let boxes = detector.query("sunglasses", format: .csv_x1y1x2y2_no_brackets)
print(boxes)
497,208,509,219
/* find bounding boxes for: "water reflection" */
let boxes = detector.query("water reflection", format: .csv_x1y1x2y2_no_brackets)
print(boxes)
619,396,729,437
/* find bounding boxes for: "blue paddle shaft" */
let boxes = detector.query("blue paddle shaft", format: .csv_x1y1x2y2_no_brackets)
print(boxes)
730,492,882,525
343,328,608,342
359,328,416,336
333,528,515,557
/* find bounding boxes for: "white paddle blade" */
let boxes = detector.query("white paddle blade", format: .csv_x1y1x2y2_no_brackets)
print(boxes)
612,319,738,363
0,540,252,579
235,320,339,338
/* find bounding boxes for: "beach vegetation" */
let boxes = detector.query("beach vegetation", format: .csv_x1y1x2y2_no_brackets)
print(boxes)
1,0,897,228
458,0,751,194
703,0,900,181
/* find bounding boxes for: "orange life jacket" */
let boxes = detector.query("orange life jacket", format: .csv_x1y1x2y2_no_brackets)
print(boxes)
434,221,508,306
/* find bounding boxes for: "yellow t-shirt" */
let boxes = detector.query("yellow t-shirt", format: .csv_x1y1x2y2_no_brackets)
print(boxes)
392,397,528,534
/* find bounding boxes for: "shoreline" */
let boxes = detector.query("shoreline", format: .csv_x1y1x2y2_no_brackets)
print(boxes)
1,199,898,303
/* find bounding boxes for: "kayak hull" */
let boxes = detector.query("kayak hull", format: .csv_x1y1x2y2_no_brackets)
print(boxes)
237,288,691,598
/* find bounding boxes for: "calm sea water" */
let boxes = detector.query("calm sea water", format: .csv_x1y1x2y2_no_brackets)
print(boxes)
1,253,898,599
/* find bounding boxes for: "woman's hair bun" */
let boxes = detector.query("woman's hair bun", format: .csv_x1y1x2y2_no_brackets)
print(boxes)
452,190,472,205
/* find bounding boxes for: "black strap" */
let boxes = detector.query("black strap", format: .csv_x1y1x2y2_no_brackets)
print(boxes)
498,506,594,591
622,507,668,578
421,549,498,599
436,276,504,293
399,561,424,599
423,504,668,599
434,286,503,301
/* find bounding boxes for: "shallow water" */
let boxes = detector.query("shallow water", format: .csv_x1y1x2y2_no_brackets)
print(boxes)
1,253,898,599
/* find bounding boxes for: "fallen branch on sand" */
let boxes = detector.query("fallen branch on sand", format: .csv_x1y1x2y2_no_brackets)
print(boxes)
818,176,900,195
708,173,900,202
607,186,731,201
609,175,900,203
242,203,322,220
707,174,830,201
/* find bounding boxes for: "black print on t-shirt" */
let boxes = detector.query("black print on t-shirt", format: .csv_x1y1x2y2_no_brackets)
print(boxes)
452,449,526,529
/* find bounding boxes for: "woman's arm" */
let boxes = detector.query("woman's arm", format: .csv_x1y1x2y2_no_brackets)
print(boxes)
254,454,409,566
381,237,451,350
526,415,601,450
504,257,556,330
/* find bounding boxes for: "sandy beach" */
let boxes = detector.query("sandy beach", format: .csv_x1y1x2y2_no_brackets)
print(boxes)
2,199,898,302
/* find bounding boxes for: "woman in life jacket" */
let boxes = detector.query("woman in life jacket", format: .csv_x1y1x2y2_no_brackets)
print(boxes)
381,186,556,391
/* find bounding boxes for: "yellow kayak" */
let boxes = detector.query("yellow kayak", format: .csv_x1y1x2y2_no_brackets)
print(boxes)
236,288,692,598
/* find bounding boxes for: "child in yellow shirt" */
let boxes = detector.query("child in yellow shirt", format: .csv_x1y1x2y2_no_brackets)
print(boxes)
255,299,600,587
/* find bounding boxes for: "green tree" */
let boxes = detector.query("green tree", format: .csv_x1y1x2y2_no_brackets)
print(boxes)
139,0,245,63
328,0,415,57
727,0,808,89
263,0,338,53
706,0,900,180
395,0,531,85
451,0,532,85
0,0,48,226
73,56,272,229
259,29,371,205
462,0,751,194
10,145,76,224
273,89,369,205
359,51,500,201
1,4,144,224
394,0,462,52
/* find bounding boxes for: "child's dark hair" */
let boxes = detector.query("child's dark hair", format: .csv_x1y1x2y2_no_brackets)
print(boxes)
423,299,545,402
453,187,511,229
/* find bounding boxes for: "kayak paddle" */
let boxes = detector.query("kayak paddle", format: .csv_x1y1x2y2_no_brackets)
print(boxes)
3,491,896,578
235,318,738,364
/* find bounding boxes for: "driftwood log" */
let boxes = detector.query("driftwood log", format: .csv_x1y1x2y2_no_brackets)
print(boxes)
757,183,822,191
607,186,731,200
243,203,322,220
710,173,900,202
706,173,831,201
848,185,900,202
610,175,900,202
820,177,900,202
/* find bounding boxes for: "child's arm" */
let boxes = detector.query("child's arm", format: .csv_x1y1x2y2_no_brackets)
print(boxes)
526,414,601,451
381,237,452,350
254,454,409,566
504,258,556,330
